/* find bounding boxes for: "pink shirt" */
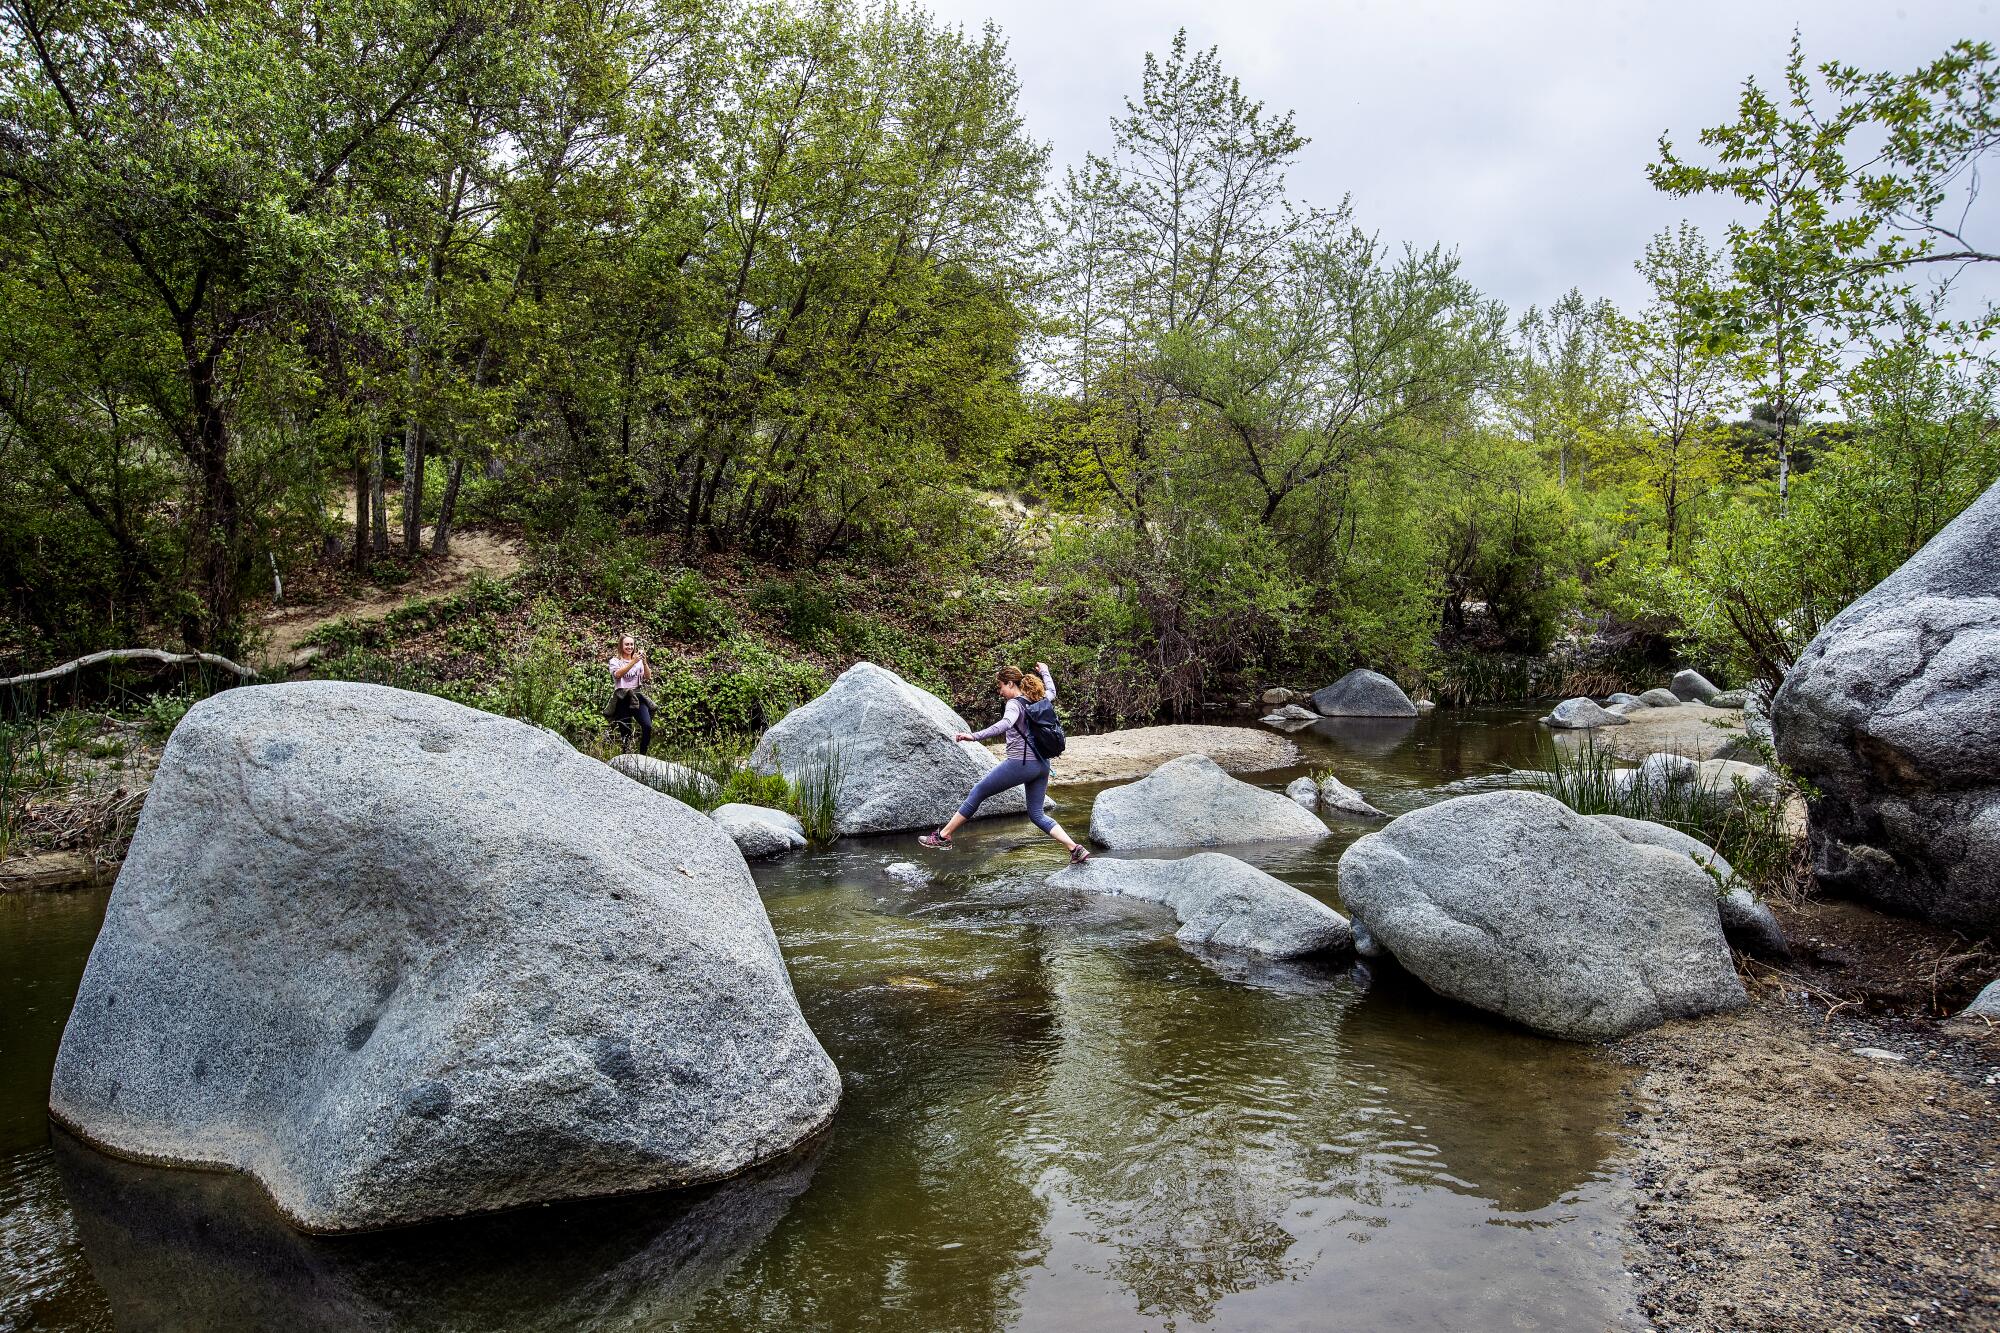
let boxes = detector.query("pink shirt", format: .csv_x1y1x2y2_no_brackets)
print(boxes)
609,656,645,690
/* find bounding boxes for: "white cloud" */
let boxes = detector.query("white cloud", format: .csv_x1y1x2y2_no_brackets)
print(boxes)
928,0,1997,316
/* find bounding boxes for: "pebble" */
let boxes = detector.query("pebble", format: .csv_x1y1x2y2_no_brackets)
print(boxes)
1851,1047,1907,1063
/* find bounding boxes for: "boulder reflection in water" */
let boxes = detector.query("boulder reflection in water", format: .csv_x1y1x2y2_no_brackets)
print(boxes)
52,1127,823,1333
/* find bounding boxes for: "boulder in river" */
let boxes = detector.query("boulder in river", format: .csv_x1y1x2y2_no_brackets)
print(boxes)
1336,790,1747,1041
749,661,1022,836
1050,853,1352,958
1773,478,2000,933
1589,814,1789,958
1309,669,1418,718
1261,703,1319,725
1316,773,1387,820
1541,697,1629,729
1671,669,1722,703
1089,754,1330,850
1284,776,1318,808
711,803,808,859
1259,687,1305,708
50,682,841,1233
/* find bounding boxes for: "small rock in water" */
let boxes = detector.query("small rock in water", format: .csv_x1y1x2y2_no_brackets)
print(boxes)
1050,852,1351,959
1316,774,1388,820
884,861,930,888
1284,776,1319,808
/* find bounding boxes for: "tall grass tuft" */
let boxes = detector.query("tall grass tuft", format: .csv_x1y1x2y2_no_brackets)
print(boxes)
1522,734,1804,899
785,744,846,845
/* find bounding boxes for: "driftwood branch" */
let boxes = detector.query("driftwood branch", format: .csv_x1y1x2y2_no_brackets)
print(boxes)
0,648,261,691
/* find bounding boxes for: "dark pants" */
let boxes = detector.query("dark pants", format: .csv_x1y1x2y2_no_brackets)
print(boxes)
958,757,1054,832
611,691,653,755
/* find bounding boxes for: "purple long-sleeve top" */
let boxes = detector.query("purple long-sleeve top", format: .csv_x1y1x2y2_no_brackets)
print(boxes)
968,666,1056,760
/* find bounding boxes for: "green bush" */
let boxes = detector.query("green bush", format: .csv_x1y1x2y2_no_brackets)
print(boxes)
751,576,841,643
659,570,733,640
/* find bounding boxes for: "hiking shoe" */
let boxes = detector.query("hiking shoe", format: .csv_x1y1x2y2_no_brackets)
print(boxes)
1068,844,1093,864
918,830,953,850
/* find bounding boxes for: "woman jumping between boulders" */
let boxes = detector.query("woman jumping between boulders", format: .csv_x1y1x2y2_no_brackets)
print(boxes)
920,663,1090,863
606,634,654,755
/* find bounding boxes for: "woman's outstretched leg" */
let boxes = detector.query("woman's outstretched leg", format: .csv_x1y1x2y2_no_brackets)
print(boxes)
923,759,1030,848
1024,764,1090,861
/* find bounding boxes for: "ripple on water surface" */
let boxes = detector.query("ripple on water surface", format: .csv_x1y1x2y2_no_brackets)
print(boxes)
0,704,1643,1331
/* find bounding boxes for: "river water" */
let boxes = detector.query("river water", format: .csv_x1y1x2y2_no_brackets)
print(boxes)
0,706,1646,1331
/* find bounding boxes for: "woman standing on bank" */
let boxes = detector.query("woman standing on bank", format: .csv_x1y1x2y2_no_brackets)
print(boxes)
920,663,1090,863
606,634,654,755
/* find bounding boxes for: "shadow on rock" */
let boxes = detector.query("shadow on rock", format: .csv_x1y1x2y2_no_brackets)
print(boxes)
53,1126,823,1333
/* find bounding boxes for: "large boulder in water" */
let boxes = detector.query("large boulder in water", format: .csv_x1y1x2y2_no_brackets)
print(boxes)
1772,479,2000,932
711,803,808,860
1309,669,1417,718
749,662,1023,836
1050,853,1351,958
1088,754,1330,850
49,682,841,1233
1336,791,1747,1041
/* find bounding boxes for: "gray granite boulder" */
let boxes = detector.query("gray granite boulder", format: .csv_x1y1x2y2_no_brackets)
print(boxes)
1606,692,1644,707
1285,776,1319,808
1309,669,1418,718
1336,791,1747,1040
1589,815,1789,958
711,803,808,859
609,753,722,801
1671,669,1722,703
1961,979,2000,1020
1542,697,1629,729
1260,687,1305,708
1709,689,1750,709
1637,688,1683,708
1050,853,1351,958
1773,479,2000,932
749,662,1022,836
1262,703,1319,725
50,682,840,1233
1089,754,1330,850
1620,754,1777,804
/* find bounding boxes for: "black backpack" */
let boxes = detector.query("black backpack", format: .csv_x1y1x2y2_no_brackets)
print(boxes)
1019,698,1067,759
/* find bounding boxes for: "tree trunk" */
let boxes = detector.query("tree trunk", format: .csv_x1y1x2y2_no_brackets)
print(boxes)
352,449,371,569
401,420,426,556
371,434,390,556
431,457,465,555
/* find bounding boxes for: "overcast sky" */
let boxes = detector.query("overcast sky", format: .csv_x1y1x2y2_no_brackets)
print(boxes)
922,0,1996,318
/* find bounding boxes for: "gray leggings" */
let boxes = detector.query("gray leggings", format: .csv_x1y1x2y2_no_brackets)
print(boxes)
958,757,1054,832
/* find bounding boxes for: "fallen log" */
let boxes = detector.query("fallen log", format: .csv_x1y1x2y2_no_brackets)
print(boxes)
0,649,260,691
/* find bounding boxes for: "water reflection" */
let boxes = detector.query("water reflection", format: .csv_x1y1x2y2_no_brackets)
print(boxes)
54,1127,824,1332
1301,715,1418,758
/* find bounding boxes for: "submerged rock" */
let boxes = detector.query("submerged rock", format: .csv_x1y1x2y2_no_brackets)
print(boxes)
1049,853,1351,958
1309,669,1418,718
1671,670,1722,703
1088,754,1330,850
1542,697,1629,729
1589,814,1789,958
1773,479,2000,933
711,803,808,860
609,753,721,800
50,682,840,1233
1336,791,1747,1041
750,661,1022,835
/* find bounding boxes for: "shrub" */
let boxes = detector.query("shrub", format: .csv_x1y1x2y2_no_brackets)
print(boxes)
659,570,733,640
751,576,841,643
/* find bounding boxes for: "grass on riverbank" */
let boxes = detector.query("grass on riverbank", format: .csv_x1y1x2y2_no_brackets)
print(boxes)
1525,735,1807,899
